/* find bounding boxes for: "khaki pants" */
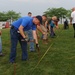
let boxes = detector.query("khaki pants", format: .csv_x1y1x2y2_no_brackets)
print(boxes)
40,25,48,39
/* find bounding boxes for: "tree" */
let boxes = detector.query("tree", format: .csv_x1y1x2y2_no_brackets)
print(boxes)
0,10,21,21
6,10,21,20
0,12,7,21
66,10,71,18
44,7,68,18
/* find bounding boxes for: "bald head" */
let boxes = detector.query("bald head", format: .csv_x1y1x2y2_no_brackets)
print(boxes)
72,7,75,11
52,16,57,21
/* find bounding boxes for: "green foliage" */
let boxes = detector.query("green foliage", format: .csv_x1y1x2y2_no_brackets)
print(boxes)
0,12,7,21
0,10,21,21
44,7,71,18
6,10,21,20
66,10,72,18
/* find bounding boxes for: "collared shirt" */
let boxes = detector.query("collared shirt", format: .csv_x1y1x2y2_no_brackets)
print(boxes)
12,16,36,31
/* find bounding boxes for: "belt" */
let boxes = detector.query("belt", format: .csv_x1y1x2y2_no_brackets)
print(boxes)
11,25,20,33
11,25,18,30
11,25,15,29
11,25,18,29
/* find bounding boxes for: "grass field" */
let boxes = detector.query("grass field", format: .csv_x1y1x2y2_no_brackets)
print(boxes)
0,25,75,75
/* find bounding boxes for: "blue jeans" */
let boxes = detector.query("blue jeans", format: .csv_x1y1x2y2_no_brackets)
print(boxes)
10,27,28,62
0,36,2,53
25,29,35,51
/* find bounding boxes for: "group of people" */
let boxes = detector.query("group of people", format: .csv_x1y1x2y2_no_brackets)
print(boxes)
1,7,75,63
9,12,59,63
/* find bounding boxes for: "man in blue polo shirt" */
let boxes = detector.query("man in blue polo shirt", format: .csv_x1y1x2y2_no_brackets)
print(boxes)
10,15,44,63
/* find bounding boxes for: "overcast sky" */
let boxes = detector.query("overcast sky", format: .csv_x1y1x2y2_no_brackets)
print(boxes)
0,0,75,16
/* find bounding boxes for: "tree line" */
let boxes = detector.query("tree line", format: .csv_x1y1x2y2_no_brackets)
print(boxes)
0,10,21,21
44,7,71,19
0,7,72,21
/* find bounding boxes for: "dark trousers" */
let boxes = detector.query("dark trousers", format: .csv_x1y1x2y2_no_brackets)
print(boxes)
73,23,75,37
64,24,69,29
50,26,55,37
10,27,28,62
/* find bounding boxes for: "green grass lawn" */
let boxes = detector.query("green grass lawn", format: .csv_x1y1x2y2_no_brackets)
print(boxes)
0,25,75,75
